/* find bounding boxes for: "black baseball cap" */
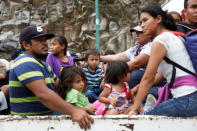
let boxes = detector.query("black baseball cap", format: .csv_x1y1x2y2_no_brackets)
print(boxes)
19,25,55,45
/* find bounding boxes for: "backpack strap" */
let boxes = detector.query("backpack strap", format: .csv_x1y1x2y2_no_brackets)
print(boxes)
165,30,186,42
164,57,176,88
164,57,197,88
164,57,196,76
165,30,186,37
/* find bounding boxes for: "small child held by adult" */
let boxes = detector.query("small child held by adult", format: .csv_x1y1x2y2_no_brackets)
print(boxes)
46,35,74,78
56,66,96,114
82,49,104,103
99,61,135,115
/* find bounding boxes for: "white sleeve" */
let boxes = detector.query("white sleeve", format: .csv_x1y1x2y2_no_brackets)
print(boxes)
105,83,112,89
0,59,9,71
0,91,8,111
125,46,137,61
153,32,171,51
140,42,152,56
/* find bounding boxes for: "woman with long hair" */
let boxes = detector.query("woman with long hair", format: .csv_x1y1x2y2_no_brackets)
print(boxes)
128,4,197,117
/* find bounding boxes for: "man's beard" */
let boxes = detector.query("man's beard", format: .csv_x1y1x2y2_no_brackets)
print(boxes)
32,50,48,61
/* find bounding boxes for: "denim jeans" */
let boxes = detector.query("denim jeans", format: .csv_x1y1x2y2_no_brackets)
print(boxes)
148,86,162,99
85,88,103,103
148,80,167,99
50,111,65,115
143,90,197,117
128,69,145,89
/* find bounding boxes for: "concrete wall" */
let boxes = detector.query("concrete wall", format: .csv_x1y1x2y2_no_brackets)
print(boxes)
0,115,197,131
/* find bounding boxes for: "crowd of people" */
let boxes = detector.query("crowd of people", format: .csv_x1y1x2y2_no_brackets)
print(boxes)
0,0,197,129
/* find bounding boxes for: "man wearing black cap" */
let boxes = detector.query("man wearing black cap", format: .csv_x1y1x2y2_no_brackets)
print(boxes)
9,26,93,130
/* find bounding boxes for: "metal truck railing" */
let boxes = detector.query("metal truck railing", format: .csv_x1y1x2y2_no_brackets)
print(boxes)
0,115,197,131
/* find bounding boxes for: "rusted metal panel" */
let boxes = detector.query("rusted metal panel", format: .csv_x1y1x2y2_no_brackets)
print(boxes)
0,115,197,131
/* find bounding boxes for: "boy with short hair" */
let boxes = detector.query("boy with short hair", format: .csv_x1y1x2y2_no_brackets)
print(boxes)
82,49,104,103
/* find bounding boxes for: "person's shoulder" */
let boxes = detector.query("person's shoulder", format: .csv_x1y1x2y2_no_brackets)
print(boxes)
0,59,9,63
67,55,73,60
11,53,42,69
82,65,88,70
69,88,80,93
143,42,152,48
96,66,103,70
176,22,195,34
96,66,104,73
156,32,174,38
47,53,56,59
66,88,80,98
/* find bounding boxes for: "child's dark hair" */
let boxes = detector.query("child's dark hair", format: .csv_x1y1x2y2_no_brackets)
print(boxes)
57,66,87,99
105,61,129,84
104,50,115,55
53,35,68,55
141,4,177,31
85,49,100,60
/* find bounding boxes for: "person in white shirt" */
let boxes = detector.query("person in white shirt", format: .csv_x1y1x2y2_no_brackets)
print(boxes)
128,4,197,117
100,25,153,89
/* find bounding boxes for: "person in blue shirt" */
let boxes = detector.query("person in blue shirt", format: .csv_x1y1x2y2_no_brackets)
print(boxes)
9,25,93,130
82,49,104,103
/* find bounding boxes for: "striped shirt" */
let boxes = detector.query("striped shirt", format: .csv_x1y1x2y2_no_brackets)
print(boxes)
9,52,57,115
82,65,104,89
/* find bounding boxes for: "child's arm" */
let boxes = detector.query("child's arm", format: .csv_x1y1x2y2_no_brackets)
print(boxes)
80,105,96,114
130,89,135,104
131,84,139,96
99,87,117,106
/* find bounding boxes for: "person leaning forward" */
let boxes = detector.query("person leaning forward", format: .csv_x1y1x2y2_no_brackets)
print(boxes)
9,25,93,130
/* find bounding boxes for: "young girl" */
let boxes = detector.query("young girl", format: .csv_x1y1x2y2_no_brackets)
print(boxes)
99,61,135,115
46,35,74,78
57,66,96,114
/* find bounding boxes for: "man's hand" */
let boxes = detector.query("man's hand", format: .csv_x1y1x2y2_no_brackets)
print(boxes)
71,109,94,130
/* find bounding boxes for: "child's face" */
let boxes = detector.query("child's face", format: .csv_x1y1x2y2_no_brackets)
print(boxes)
49,38,65,55
87,55,100,70
123,72,130,82
71,75,85,92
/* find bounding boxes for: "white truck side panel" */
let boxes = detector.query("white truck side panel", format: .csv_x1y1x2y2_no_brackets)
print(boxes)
0,115,196,131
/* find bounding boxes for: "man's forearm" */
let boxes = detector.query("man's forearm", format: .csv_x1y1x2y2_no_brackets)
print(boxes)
39,89,77,115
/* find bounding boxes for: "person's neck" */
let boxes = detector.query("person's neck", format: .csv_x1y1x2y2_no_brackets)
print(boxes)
117,82,124,86
155,26,167,37
185,19,197,28
113,82,125,92
57,52,66,59
88,66,96,73
57,52,69,63
26,50,46,62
